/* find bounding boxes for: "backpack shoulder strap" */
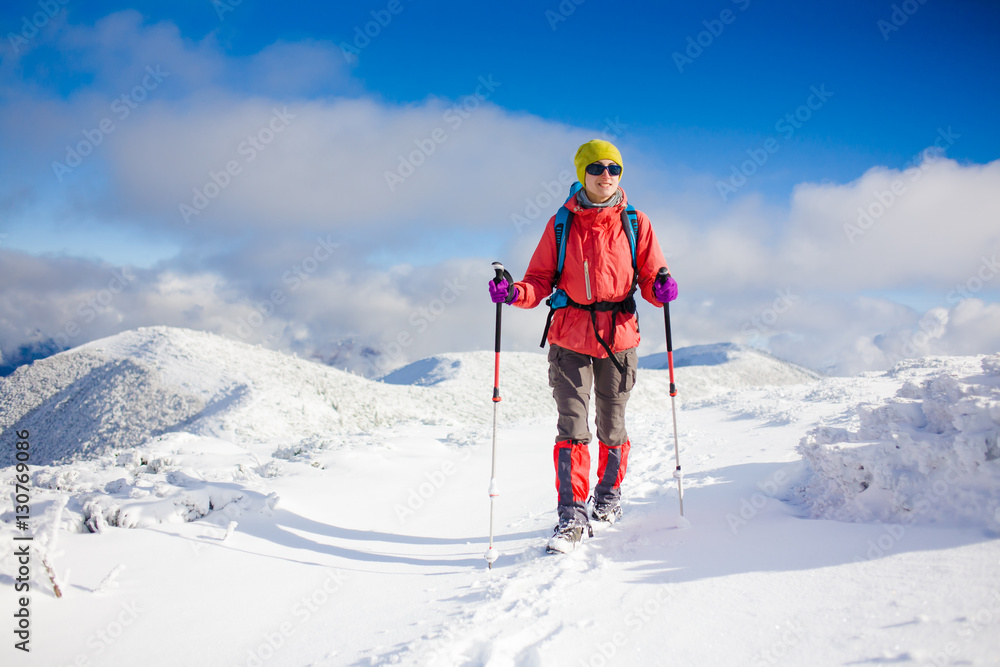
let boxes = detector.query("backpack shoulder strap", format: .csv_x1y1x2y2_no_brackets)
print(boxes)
553,205,571,280
621,205,639,275
551,182,582,287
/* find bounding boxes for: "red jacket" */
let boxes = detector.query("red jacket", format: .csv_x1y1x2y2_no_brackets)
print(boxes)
512,188,668,357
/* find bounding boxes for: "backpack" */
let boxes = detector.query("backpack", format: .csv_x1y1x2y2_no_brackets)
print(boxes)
539,182,640,373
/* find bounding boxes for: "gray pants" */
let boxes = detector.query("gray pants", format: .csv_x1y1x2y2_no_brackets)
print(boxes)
548,345,637,523
548,344,637,446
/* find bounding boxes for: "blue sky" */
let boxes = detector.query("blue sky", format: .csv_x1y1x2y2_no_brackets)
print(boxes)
2,0,999,375
11,2,1000,173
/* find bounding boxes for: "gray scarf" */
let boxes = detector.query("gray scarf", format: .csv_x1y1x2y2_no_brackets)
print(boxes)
576,187,623,209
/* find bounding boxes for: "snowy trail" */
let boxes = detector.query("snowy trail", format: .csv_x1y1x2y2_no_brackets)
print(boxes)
1,329,998,666
360,399,998,667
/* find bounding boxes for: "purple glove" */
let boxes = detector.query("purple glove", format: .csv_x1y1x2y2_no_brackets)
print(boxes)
654,275,678,303
489,279,519,304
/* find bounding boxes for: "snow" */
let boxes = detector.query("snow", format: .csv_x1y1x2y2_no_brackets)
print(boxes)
794,355,1000,529
639,342,821,398
1,326,998,666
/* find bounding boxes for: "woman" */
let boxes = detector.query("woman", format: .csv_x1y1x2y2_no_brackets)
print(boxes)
489,139,678,553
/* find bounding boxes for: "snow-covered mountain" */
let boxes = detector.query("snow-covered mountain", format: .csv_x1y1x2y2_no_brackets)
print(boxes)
0,327,428,466
639,341,821,392
0,336,66,377
1,326,998,666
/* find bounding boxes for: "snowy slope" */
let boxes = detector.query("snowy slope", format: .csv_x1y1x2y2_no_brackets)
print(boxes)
640,341,821,394
380,341,821,417
1,327,998,667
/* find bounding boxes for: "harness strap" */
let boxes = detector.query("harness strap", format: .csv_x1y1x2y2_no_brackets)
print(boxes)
566,294,635,374
540,307,557,347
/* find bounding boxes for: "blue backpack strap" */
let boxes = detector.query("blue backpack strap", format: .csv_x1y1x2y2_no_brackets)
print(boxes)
622,204,639,276
552,181,582,283
540,183,581,347
621,205,640,301
553,206,571,280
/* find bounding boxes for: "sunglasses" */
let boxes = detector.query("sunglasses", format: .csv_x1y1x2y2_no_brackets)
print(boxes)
585,162,622,176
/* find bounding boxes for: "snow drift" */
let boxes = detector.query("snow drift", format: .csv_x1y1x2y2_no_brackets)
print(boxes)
793,354,1000,531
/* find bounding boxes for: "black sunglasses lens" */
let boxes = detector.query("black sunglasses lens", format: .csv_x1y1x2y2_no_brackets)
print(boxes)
586,163,621,176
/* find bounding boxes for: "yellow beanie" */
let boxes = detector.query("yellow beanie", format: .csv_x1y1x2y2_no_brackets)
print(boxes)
574,139,623,185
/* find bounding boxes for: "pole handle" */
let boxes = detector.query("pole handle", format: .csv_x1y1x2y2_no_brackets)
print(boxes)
492,261,505,284
657,267,675,352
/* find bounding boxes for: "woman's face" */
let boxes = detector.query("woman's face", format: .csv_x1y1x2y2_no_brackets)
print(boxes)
584,159,620,203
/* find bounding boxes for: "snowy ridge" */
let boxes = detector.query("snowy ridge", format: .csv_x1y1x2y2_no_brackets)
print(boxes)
0,327,497,466
794,354,1000,530
381,341,821,417
639,342,820,398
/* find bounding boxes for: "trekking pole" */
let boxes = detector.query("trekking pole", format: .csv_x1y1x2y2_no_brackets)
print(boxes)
485,261,507,568
657,267,684,517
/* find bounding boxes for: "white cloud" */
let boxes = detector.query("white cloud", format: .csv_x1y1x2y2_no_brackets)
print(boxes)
782,156,1000,290
101,96,585,245
645,154,1000,295
2,10,585,256
241,40,356,98
0,248,498,373
936,298,1000,355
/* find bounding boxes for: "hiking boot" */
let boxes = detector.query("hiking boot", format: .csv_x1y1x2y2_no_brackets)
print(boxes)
546,519,592,554
590,497,622,525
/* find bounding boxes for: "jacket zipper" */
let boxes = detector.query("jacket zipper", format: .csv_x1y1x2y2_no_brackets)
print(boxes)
584,260,592,301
